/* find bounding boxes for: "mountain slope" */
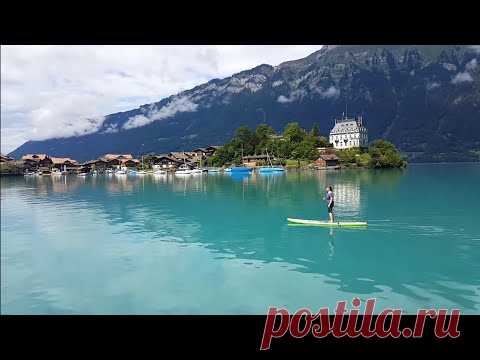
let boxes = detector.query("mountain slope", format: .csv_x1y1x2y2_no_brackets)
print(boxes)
9,45,480,162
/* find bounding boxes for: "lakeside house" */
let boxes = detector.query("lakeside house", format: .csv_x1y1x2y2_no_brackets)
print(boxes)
51,157,79,170
329,115,368,149
0,154,13,163
192,146,221,158
21,154,54,170
242,155,271,167
101,154,139,168
5,144,221,175
315,154,340,169
151,154,184,169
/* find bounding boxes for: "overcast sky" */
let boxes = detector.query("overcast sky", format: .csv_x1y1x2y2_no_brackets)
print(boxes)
1,45,322,154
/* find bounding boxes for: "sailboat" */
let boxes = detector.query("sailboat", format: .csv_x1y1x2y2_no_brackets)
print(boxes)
258,148,285,173
190,156,203,174
175,152,193,175
137,155,147,175
230,144,253,174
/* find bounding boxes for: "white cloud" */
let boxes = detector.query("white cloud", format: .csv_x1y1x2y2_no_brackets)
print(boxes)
277,95,293,103
319,86,340,98
466,58,477,71
122,96,198,130
451,72,473,84
426,82,441,90
276,89,307,103
1,45,322,153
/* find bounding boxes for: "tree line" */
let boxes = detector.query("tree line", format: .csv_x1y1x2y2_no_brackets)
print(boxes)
208,123,329,166
208,122,407,169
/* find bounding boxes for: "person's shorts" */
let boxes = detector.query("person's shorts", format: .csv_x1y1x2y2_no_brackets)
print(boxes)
328,201,334,213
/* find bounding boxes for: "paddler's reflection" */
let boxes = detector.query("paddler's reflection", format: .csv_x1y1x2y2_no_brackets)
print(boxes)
328,227,335,259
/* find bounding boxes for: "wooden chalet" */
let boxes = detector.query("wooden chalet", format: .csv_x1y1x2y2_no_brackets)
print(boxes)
242,154,270,167
152,154,183,169
315,154,340,168
50,157,79,170
0,154,13,163
21,154,53,169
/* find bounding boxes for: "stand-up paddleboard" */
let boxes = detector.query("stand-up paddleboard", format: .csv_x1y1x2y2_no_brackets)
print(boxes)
287,218,367,227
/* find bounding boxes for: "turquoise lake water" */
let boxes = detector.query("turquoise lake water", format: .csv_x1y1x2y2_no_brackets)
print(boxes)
1,163,479,314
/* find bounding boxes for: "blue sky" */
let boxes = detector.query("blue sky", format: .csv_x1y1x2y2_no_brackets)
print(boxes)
1,45,322,154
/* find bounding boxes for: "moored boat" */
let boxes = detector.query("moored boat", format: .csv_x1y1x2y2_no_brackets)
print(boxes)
230,167,253,173
258,166,285,173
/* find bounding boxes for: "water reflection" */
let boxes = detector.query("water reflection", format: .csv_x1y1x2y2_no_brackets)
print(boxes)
2,165,480,314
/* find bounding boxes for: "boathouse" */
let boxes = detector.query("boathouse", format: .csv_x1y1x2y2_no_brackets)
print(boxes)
242,155,270,167
315,154,340,169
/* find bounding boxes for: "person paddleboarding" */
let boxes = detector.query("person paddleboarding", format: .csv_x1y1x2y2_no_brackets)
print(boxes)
325,186,335,222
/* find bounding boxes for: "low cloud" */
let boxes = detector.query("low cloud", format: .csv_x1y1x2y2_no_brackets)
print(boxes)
123,97,198,130
1,45,323,153
452,72,473,84
319,86,340,98
276,89,307,103
466,58,477,71
426,82,441,90
277,95,293,103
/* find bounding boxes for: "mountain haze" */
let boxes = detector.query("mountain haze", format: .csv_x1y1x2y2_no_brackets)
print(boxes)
9,45,480,162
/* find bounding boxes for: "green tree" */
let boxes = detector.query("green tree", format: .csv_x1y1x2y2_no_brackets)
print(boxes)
310,123,320,138
318,136,330,147
232,126,258,156
368,140,407,168
255,124,275,154
283,122,305,143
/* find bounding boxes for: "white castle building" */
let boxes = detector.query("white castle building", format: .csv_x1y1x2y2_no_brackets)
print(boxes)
329,114,368,149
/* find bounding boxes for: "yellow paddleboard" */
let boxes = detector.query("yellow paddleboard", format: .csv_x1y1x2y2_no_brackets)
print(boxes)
287,218,367,227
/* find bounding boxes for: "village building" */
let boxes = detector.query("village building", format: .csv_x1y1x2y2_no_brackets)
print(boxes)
21,154,53,170
192,146,221,158
315,154,340,169
103,154,133,161
329,115,368,149
151,155,183,169
0,154,13,163
51,157,79,170
99,154,139,169
242,155,270,167
82,159,109,172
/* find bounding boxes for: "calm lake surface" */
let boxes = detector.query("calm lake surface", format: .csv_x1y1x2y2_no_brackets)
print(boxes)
1,163,479,314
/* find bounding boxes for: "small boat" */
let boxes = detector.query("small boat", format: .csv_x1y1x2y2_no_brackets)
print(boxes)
190,168,203,174
39,170,52,176
175,156,192,175
137,157,148,175
175,170,192,175
287,218,368,227
24,171,38,177
105,169,114,175
207,167,221,173
258,166,285,173
154,169,167,175
91,170,98,176
230,167,253,173
223,168,232,172
258,149,285,173
115,167,127,175
51,169,63,176
77,172,88,177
